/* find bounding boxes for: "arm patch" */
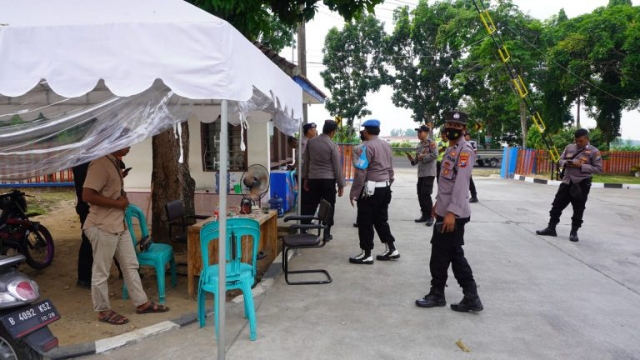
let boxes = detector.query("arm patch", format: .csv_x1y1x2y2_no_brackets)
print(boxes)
459,151,471,168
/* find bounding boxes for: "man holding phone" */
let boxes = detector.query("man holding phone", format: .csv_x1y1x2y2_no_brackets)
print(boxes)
415,111,483,312
536,128,602,242
406,125,438,225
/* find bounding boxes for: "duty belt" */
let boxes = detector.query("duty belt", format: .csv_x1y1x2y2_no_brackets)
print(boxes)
374,181,390,188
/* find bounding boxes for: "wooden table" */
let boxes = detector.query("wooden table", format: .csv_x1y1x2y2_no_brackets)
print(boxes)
187,210,278,299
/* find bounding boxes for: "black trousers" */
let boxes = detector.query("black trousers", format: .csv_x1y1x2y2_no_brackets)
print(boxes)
417,176,435,215
469,176,477,197
301,179,337,230
429,216,475,291
549,179,592,228
357,186,395,251
77,210,93,283
436,161,442,179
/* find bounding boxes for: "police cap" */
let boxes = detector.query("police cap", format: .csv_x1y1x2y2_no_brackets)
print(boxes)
414,125,430,132
302,122,317,134
361,119,381,127
444,111,469,125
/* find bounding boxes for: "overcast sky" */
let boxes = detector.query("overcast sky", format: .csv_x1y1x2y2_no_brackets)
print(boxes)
281,0,639,139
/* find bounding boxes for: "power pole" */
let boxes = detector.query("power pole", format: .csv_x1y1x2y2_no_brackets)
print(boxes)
297,14,308,123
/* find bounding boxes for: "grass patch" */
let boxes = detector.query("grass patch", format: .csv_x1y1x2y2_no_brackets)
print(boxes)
592,174,640,184
1,187,76,216
526,173,640,184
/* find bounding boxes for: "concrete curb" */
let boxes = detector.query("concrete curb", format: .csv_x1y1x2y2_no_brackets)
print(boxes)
512,173,640,190
46,256,287,359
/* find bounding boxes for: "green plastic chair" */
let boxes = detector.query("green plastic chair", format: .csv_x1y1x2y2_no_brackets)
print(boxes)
197,218,261,341
123,204,177,305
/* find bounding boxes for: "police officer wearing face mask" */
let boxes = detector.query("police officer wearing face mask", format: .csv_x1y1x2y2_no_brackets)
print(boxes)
415,111,483,312
536,128,603,242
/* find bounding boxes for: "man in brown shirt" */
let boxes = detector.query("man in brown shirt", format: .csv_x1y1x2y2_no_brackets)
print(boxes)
302,120,345,240
83,147,169,325
349,119,399,264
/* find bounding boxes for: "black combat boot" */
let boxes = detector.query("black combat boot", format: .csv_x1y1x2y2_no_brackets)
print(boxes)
536,223,557,237
450,283,483,312
324,227,333,241
414,213,428,223
415,288,446,308
569,226,579,242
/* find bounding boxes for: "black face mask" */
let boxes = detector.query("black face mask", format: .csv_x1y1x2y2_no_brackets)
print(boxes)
359,131,366,142
444,127,463,141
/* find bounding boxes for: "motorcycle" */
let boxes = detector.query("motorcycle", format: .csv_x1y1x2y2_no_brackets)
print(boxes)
0,254,60,359
0,190,54,270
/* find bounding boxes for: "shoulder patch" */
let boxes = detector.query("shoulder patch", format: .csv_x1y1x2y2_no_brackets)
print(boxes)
430,142,436,148
459,151,471,168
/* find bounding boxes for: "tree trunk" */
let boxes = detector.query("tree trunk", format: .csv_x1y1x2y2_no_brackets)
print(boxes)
151,122,196,244
520,101,528,148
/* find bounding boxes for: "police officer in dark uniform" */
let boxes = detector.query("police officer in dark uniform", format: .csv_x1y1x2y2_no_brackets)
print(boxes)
349,119,399,264
536,128,603,242
415,111,483,312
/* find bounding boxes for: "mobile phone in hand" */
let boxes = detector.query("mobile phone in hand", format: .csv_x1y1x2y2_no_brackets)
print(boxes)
434,222,443,233
123,167,132,174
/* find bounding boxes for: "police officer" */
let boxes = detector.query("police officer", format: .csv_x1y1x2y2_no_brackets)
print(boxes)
464,132,479,203
415,111,483,312
349,119,399,264
302,120,345,240
536,128,602,242
436,128,448,179
301,122,317,165
299,122,317,216
406,125,438,226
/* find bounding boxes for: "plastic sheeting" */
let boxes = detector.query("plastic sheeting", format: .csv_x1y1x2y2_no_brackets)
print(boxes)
0,81,300,181
0,83,188,181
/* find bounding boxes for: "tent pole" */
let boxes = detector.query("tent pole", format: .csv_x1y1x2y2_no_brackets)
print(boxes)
218,99,228,359
296,120,303,215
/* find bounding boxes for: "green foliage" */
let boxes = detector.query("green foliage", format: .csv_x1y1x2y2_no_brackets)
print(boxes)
610,139,640,151
389,140,414,155
543,2,640,145
321,15,389,135
188,0,383,52
333,126,360,144
386,1,472,125
390,128,417,137
526,126,608,151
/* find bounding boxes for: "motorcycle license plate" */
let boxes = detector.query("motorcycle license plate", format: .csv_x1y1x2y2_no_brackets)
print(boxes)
0,299,60,339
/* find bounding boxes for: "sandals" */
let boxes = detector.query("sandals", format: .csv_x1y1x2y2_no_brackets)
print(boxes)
136,301,170,314
98,310,129,325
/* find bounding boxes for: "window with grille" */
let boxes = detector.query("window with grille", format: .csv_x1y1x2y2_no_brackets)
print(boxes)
201,122,246,171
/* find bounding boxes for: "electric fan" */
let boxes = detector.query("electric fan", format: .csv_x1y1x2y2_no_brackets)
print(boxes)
239,164,270,213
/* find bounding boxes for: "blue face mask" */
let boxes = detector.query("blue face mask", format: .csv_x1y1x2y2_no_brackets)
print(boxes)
444,127,463,141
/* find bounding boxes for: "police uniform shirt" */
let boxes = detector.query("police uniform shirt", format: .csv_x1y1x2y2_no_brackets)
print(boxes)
350,137,395,200
303,134,346,189
412,138,438,177
300,135,309,178
436,138,446,162
558,143,603,184
435,138,475,219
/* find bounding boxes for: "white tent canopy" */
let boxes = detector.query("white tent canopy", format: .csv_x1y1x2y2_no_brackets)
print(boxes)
0,0,301,117
0,0,302,356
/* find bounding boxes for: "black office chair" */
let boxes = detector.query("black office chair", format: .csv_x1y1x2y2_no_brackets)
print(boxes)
281,199,332,285
165,200,209,243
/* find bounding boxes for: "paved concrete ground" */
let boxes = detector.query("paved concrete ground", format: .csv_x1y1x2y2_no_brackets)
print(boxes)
84,169,640,360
